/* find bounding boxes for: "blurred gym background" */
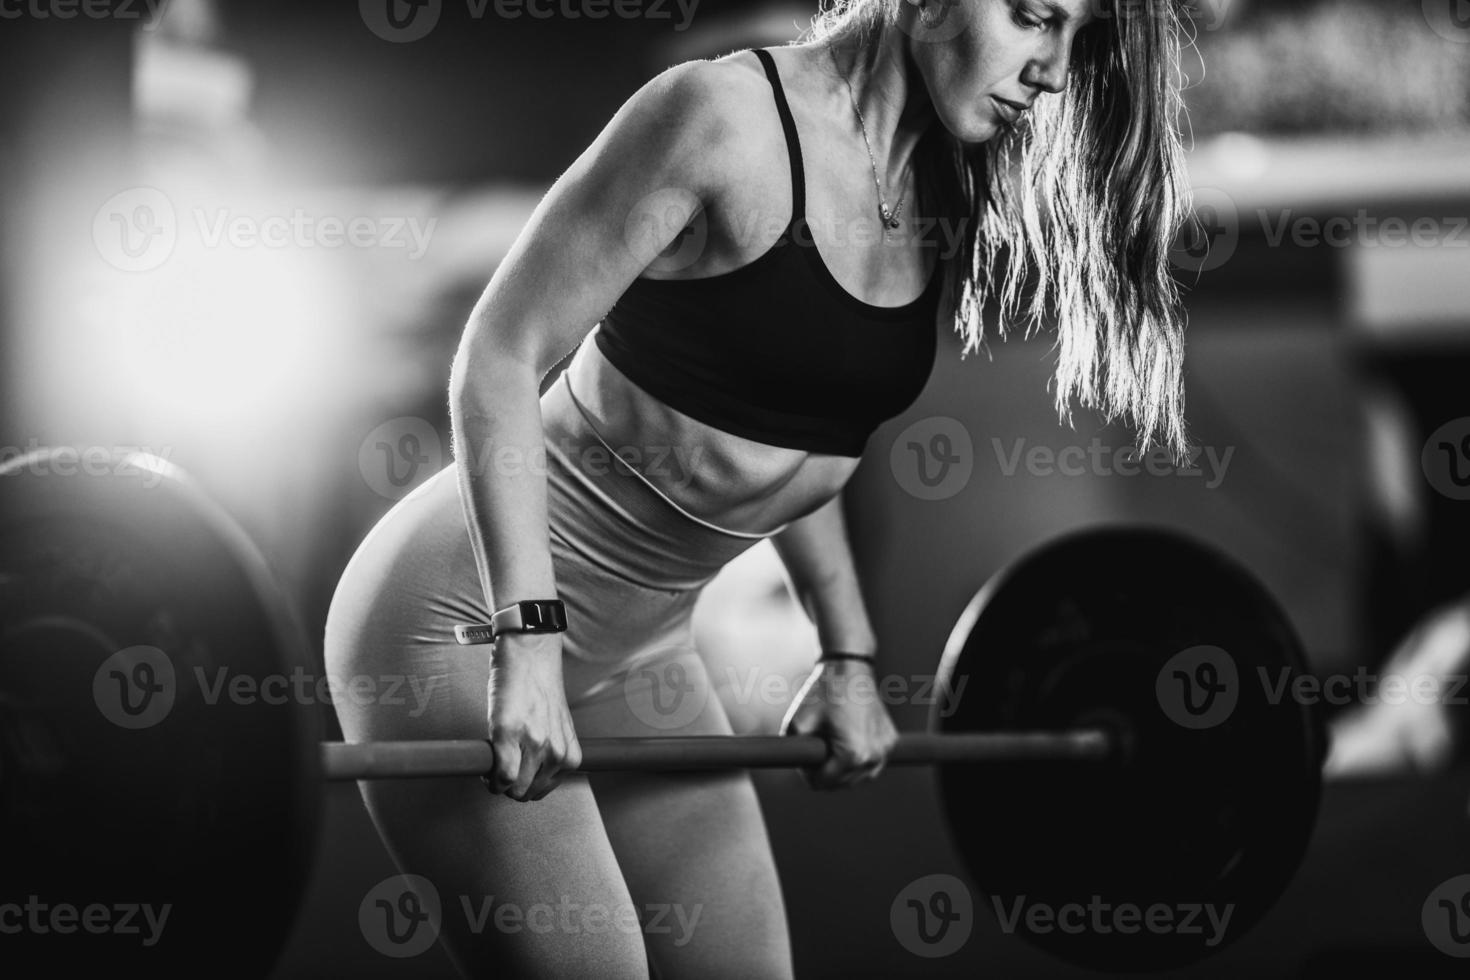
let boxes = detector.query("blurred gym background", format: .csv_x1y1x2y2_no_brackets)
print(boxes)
2,0,1470,975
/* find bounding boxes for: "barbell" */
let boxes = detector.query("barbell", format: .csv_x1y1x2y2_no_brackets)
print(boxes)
0,448,1326,975
320,730,1115,778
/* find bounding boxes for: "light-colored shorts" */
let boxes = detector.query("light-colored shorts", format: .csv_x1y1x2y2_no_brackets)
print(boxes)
324,369,787,712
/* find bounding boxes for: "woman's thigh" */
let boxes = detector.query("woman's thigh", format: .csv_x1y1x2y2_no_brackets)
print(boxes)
330,632,651,979
577,649,795,980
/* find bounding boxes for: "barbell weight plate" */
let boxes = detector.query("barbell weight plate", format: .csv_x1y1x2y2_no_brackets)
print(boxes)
0,449,320,975
931,525,1326,973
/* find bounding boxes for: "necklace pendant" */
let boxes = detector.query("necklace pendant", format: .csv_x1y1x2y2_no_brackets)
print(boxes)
880,206,900,230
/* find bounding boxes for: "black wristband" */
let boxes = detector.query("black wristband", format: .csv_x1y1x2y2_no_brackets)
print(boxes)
818,650,877,665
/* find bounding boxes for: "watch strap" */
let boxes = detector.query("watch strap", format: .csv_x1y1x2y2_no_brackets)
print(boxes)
455,599,567,646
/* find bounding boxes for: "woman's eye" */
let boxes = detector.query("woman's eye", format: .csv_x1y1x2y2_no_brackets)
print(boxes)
1014,7,1048,29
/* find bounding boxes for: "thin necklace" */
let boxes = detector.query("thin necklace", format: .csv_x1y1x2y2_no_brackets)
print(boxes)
829,42,907,233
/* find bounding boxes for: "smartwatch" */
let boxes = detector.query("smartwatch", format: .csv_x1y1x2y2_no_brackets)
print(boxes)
454,599,568,646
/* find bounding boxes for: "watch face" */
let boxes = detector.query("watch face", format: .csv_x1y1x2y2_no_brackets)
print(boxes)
525,600,566,631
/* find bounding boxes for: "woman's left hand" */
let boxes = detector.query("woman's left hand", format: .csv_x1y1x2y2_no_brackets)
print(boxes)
780,657,900,790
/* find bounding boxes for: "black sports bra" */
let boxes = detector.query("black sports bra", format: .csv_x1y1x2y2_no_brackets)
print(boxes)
594,47,942,458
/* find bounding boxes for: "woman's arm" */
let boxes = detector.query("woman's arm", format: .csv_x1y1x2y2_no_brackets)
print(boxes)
768,493,879,657
773,492,898,790
451,60,733,614
447,59,739,800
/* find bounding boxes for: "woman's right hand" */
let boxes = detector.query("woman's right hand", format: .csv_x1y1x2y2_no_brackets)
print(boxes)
482,632,582,801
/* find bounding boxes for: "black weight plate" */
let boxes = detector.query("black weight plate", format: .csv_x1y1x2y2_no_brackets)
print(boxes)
0,448,320,976
932,525,1325,973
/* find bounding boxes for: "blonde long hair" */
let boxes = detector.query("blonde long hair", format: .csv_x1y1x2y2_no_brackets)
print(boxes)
801,0,1194,458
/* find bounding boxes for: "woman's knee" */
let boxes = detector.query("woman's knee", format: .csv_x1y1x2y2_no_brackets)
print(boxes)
588,767,791,979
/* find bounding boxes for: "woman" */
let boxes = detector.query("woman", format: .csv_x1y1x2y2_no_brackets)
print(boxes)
325,0,1193,975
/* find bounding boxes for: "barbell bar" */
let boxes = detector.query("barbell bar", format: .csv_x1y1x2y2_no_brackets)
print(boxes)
319,729,1118,779
0,449,1327,976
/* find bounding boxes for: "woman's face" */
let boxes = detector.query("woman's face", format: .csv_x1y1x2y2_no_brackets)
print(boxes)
910,0,1099,143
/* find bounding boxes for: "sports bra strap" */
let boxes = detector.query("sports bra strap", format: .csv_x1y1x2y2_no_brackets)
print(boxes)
752,48,806,224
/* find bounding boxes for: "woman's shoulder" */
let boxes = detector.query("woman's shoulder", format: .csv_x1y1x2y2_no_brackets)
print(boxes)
618,50,795,207
631,50,781,146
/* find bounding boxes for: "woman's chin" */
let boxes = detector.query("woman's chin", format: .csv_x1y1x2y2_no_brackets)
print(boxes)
938,107,1008,145
948,119,1004,146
